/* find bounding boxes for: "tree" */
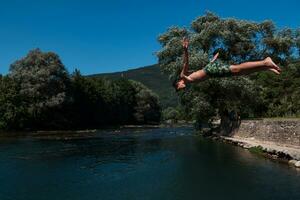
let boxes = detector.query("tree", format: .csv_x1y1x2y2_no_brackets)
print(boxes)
296,29,300,56
253,60,300,117
108,78,137,124
157,12,299,134
130,80,161,124
162,107,180,122
0,76,26,130
9,49,71,129
70,73,161,128
70,70,110,128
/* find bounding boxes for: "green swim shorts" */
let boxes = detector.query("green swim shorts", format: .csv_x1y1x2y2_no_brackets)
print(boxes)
203,61,232,77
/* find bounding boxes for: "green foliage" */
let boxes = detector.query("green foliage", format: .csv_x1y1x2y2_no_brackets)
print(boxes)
70,70,108,128
70,74,161,127
107,78,137,124
90,65,179,108
249,146,265,155
8,49,71,129
162,107,180,121
130,80,161,124
296,29,300,55
252,60,300,117
0,51,162,131
157,12,300,130
0,76,26,130
162,105,190,123
10,49,70,108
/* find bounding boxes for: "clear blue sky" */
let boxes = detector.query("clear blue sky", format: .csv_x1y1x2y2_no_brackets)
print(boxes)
0,0,299,75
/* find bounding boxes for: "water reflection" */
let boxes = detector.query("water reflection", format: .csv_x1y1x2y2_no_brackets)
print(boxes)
0,127,300,200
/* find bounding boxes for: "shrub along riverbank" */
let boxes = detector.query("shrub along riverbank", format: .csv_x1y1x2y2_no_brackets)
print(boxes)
0,49,161,131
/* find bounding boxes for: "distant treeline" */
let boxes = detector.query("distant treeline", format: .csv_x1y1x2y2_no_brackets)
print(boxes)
0,49,161,131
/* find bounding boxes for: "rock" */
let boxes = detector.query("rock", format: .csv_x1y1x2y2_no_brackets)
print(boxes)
288,160,296,165
295,161,300,168
165,120,173,124
243,144,252,149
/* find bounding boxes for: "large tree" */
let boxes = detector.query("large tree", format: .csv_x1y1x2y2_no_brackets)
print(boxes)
157,12,299,134
9,49,71,129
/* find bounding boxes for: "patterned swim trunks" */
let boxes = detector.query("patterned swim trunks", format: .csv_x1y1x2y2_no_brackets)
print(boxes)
203,61,232,77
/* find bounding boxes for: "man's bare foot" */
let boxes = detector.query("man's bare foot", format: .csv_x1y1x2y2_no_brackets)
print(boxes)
265,57,282,72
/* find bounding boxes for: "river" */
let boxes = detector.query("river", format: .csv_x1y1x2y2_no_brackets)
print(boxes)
0,126,299,200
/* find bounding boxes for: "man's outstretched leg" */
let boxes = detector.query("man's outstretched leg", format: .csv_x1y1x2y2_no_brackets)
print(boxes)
230,57,281,75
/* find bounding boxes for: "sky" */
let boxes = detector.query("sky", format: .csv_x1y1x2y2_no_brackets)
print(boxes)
0,0,299,75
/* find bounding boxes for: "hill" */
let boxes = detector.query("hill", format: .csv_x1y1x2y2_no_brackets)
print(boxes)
89,64,179,108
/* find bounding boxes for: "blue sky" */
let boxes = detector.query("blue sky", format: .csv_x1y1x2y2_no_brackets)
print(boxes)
0,0,299,75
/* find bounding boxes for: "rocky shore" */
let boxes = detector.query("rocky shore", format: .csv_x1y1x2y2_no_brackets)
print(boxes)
217,118,300,168
218,136,300,168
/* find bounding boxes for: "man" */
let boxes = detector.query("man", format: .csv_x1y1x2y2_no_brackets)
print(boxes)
174,38,281,90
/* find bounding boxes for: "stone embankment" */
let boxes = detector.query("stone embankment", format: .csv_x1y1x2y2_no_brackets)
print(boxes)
221,119,300,168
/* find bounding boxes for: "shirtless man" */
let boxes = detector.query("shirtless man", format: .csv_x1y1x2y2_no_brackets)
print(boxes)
174,38,281,90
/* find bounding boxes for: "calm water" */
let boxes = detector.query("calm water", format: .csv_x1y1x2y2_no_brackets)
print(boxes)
0,127,299,200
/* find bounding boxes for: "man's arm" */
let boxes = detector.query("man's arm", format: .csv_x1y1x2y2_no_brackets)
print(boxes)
181,74,194,82
180,38,189,78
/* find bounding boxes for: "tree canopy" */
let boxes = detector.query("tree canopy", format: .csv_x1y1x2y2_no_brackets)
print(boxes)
0,50,162,131
157,12,300,133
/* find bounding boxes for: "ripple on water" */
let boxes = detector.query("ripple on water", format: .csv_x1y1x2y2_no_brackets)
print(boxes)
0,127,300,200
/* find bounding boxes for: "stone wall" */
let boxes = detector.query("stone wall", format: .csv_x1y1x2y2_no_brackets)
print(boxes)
232,119,300,147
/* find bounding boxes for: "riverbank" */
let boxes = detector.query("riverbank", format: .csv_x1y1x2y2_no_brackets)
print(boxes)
216,118,300,168
1,119,299,169
0,124,191,140
218,136,300,168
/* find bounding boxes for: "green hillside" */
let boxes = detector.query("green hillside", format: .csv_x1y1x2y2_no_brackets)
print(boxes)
89,64,179,108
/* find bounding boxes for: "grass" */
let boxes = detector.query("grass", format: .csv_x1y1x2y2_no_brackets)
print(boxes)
248,146,265,154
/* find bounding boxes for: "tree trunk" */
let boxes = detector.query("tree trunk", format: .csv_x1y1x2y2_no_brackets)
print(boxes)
219,110,241,136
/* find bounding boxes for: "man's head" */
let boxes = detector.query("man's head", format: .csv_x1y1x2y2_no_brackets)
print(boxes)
173,79,186,91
